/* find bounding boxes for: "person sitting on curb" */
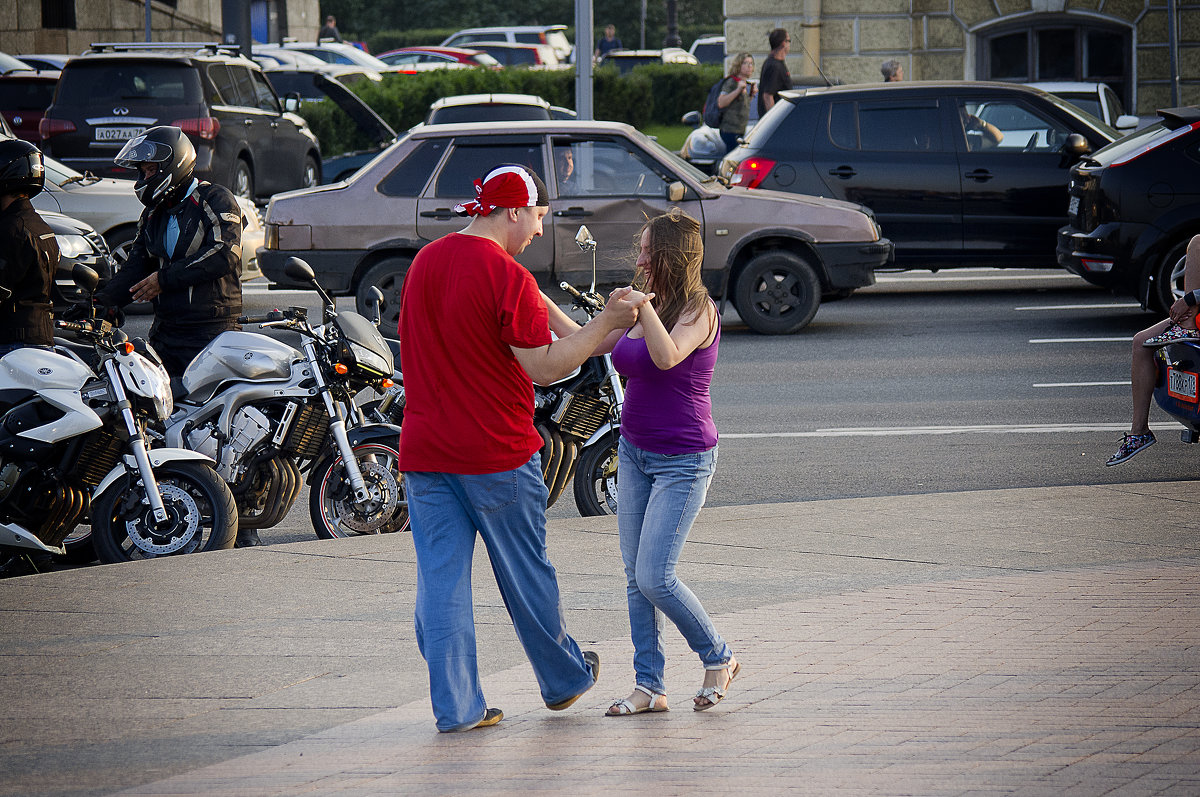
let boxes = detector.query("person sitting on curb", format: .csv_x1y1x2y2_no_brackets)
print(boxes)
1108,233,1200,465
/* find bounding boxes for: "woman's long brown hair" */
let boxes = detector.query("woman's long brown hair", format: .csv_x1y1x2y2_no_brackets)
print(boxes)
633,208,713,335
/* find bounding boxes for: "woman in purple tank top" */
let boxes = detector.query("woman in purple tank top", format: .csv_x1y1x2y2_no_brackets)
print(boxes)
602,210,738,716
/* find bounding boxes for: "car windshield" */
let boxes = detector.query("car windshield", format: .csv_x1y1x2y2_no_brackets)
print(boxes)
428,104,549,124
629,127,715,184
1053,92,1103,121
57,62,202,104
1036,90,1119,140
41,155,86,186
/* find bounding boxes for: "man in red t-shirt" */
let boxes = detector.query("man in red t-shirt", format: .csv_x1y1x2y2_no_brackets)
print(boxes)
398,165,648,732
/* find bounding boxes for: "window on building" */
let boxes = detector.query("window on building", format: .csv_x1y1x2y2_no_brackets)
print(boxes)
41,0,75,29
979,18,1131,109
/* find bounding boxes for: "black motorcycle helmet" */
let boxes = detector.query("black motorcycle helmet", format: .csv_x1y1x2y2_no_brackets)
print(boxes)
0,138,46,199
114,125,196,208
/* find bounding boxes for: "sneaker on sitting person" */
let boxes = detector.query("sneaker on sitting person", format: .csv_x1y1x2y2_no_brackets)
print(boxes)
1143,324,1200,348
1106,431,1156,466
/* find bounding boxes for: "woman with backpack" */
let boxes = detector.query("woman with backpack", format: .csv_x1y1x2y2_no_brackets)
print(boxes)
716,52,756,152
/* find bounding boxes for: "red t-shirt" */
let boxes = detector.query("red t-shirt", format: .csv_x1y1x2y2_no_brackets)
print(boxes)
397,233,551,474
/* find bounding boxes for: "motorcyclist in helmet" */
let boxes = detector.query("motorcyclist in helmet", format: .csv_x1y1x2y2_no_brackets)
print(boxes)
90,125,244,377
0,138,59,356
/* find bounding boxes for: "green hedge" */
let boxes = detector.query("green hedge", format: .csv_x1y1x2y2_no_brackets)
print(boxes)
299,63,724,157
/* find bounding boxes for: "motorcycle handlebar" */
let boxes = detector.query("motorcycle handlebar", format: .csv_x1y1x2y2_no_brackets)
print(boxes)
237,309,287,325
559,282,605,314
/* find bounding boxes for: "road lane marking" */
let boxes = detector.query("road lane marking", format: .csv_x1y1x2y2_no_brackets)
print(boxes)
1029,337,1132,343
1015,303,1141,310
721,423,1175,439
1033,381,1130,387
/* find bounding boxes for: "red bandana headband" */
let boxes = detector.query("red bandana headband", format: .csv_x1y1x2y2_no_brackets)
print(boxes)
454,166,540,217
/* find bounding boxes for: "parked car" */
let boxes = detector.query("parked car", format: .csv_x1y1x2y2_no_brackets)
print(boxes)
425,94,556,125
258,120,892,336
441,25,573,63
262,64,380,100
1057,106,1200,313
251,46,345,72
376,46,500,70
461,41,561,69
0,52,32,73
256,41,402,74
0,69,59,143
689,35,725,65
43,210,113,309
14,53,72,71
1027,81,1139,131
263,68,397,184
38,42,322,202
719,81,1118,270
598,48,699,74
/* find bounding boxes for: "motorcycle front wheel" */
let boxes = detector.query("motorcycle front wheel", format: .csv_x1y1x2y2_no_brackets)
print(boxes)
55,524,97,565
90,462,238,563
573,431,619,517
310,441,408,538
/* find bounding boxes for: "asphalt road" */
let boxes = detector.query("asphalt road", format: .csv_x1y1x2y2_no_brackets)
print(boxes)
113,266,1191,547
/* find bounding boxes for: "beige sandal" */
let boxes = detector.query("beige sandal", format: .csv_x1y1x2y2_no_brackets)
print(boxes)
606,684,669,716
693,658,740,711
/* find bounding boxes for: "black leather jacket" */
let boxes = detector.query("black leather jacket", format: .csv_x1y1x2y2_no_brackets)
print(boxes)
0,197,58,345
97,180,243,334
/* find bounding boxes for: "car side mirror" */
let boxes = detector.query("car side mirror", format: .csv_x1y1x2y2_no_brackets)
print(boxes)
1062,133,1090,159
1115,114,1139,131
667,181,686,202
681,110,702,128
284,92,301,113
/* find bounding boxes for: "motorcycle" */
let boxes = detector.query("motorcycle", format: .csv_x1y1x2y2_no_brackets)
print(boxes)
1153,339,1200,444
365,225,624,517
160,257,406,540
0,266,237,572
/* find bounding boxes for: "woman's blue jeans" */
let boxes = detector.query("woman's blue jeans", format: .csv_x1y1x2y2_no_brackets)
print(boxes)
405,455,594,732
617,437,730,695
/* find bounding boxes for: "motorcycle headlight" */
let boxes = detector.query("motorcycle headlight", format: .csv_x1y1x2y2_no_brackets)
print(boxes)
346,339,392,379
122,352,173,419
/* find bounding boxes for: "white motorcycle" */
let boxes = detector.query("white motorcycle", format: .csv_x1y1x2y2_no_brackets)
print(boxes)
0,267,237,572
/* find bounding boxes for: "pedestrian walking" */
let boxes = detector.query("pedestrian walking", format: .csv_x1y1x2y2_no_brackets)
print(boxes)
716,52,757,153
0,139,58,357
759,28,792,116
397,164,650,732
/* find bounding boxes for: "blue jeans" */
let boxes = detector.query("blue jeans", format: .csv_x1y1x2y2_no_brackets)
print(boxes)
405,454,595,731
617,437,729,695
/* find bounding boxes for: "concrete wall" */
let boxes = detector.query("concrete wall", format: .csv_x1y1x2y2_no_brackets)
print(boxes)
723,0,1200,114
1,0,318,57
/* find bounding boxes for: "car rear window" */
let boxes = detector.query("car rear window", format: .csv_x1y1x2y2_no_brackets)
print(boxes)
0,78,57,109
428,105,550,124
57,61,202,105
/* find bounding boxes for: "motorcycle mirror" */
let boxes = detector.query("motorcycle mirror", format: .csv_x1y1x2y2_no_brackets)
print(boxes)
72,263,100,293
366,286,384,325
283,257,317,285
575,225,596,252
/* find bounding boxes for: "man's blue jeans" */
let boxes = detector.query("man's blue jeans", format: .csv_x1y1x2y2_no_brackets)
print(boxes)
405,455,595,731
617,437,730,695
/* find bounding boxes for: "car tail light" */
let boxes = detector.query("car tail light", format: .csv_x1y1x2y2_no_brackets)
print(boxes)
731,157,776,189
172,116,220,140
38,117,75,140
1079,257,1114,273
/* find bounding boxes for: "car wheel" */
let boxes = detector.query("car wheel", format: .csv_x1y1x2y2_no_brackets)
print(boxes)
231,158,254,201
356,258,410,339
733,250,822,335
302,154,320,188
1149,238,1191,315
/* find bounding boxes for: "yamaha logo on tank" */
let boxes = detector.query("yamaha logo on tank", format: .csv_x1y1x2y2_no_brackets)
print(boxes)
37,368,52,375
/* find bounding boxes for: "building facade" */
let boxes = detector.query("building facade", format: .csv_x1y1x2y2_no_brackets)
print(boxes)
2,0,319,55
726,0,1199,114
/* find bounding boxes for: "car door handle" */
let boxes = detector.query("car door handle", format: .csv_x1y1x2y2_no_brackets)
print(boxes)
243,119,253,126
419,209,456,220
553,207,593,217
965,169,993,182
269,121,279,129
827,166,856,179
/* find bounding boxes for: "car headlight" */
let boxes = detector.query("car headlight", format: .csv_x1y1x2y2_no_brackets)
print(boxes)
55,233,93,259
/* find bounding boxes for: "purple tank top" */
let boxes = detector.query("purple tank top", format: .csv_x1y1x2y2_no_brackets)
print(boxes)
611,317,719,455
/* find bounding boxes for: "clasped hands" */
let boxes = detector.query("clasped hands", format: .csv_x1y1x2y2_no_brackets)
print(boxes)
603,285,655,328
1168,294,1199,326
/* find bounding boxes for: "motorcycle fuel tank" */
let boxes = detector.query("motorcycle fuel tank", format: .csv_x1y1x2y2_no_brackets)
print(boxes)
181,331,298,399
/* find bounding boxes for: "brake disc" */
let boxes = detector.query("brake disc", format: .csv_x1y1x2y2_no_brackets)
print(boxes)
331,461,399,533
124,483,202,555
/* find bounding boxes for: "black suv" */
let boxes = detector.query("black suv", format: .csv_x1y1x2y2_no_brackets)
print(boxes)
719,81,1117,270
1057,107,1200,313
39,43,321,201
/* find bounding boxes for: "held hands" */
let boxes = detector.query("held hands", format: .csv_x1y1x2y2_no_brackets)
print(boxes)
1168,294,1199,325
603,285,655,328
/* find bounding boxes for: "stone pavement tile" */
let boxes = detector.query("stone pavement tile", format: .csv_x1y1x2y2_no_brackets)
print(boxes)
116,558,1200,796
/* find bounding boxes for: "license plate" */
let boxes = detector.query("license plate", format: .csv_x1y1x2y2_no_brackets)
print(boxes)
1167,367,1198,402
1067,195,1079,217
94,126,145,142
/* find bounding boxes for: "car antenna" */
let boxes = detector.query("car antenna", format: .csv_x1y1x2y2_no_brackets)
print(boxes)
795,37,832,86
